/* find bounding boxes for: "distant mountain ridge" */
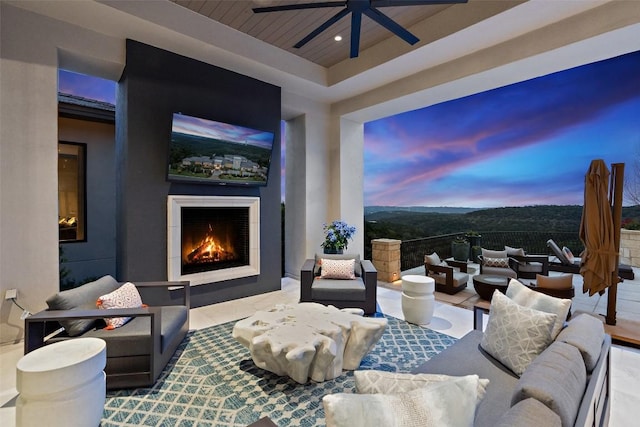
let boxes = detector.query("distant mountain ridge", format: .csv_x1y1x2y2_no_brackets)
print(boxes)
364,206,480,215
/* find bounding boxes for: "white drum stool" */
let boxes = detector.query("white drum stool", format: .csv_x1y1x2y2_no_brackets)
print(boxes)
401,275,435,325
16,338,107,427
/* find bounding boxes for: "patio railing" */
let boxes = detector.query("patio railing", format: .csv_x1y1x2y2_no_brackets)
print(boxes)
395,231,583,271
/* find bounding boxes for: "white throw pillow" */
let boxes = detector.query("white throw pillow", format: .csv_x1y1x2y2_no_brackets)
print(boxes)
320,258,356,279
506,279,571,338
96,282,145,329
323,375,479,427
354,370,489,404
480,291,556,376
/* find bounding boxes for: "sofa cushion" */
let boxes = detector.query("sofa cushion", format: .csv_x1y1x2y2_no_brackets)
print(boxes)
97,282,145,330
481,291,556,376
46,275,120,336
354,370,489,403
512,341,586,427
320,258,356,280
312,278,365,301
506,279,571,338
482,249,508,259
556,313,605,372
413,330,519,427
496,398,561,427
425,252,442,266
323,375,479,427
81,305,188,356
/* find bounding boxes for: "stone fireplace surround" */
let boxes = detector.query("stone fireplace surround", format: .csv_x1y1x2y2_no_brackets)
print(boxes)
167,195,260,286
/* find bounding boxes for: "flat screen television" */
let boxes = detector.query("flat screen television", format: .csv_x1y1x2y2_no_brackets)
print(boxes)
168,112,275,186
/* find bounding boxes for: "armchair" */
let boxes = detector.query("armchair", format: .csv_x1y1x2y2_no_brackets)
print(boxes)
300,253,377,315
478,248,518,279
505,245,550,279
424,252,469,295
25,275,190,389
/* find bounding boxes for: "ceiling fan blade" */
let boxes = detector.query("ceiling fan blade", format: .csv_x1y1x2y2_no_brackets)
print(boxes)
294,8,351,49
350,11,363,58
253,2,346,13
363,7,419,45
372,0,468,6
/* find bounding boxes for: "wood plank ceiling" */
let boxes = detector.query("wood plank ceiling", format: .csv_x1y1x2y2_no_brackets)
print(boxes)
170,1,452,67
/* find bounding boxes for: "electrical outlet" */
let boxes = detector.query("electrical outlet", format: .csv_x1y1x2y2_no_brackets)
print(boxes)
5,289,17,300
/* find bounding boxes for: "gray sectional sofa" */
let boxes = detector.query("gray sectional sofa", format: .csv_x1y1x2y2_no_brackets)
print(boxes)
413,313,610,427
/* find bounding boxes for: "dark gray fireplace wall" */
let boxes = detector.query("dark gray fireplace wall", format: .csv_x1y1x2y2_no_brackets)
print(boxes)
116,39,281,307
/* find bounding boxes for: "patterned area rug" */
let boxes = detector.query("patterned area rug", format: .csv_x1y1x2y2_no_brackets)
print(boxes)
102,316,457,427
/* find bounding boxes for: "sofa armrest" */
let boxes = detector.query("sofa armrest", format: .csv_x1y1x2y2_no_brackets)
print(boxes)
25,306,161,356
133,280,190,308
361,259,377,285
300,259,316,302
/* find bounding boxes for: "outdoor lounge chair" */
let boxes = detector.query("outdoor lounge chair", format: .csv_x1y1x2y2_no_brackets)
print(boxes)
424,252,469,295
546,239,634,280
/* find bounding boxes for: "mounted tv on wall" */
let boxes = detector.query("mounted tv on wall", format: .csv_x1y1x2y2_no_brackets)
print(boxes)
168,112,275,186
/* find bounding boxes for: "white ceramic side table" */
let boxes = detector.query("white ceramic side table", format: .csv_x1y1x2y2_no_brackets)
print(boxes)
16,337,107,427
401,275,435,325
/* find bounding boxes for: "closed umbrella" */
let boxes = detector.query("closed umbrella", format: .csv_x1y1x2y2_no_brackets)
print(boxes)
579,159,617,296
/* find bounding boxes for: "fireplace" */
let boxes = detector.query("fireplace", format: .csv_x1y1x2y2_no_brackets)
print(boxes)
167,196,260,285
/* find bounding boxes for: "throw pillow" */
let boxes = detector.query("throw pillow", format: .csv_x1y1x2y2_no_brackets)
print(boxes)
484,257,509,268
354,370,489,403
96,282,145,330
506,279,571,339
46,275,121,336
505,246,526,257
320,258,356,280
536,274,573,290
323,375,479,427
480,291,557,376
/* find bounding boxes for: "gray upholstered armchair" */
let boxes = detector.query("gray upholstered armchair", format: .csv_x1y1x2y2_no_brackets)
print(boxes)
25,275,190,389
300,253,378,315
478,248,518,279
424,252,469,294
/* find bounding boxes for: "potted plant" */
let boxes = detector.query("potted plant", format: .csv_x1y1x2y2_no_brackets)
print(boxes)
321,220,356,254
451,236,470,261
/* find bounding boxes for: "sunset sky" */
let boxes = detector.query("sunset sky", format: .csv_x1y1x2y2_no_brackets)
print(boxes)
364,50,640,208
59,49,639,208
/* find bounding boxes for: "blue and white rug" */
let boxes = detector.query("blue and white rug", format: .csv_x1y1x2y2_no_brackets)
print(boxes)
102,315,456,426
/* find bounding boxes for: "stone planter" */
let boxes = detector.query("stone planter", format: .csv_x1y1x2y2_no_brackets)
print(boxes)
451,240,470,262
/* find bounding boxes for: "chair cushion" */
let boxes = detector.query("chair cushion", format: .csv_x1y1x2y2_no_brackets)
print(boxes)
312,278,366,301
482,265,518,279
505,246,526,257
482,249,508,259
517,262,544,273
506,279,571,339
425,252,441,266
536,274,573,290
511,341,587,427
556,314,605,372
480,291,556,376
46,275,121,336
81,305,188,356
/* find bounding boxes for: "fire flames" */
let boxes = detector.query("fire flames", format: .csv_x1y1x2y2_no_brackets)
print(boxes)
185,224,235,264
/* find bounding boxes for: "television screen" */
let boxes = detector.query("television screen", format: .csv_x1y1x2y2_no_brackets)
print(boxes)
168,112,275,186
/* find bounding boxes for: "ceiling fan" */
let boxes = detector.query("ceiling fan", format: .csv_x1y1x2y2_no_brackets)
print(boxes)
252,0,468,58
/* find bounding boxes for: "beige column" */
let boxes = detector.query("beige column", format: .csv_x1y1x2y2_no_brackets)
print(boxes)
371,239,401,283
620,229,640,268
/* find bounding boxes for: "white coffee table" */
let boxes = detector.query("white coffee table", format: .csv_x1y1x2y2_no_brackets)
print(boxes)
233,303,387,384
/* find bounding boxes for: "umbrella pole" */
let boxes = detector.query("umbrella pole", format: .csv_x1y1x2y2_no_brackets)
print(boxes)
606,163,624,326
